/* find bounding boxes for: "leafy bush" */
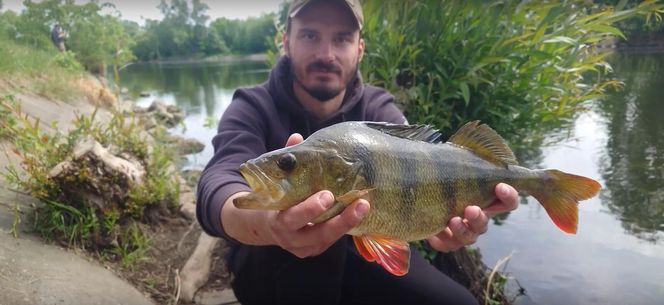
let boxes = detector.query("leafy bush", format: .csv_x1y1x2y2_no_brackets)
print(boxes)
2,103,179,265
360,0,663,144
10,0,134,74
0,10,17,39
0,36,84,101
0,94,18,139
358,2,662,300
53,50,83,71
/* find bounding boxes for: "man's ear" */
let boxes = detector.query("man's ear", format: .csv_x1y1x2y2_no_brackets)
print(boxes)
358,38,365,62
282,31,290,58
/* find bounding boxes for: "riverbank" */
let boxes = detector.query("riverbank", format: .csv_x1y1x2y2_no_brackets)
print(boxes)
0,85,154,305
597,31,664,53
125,53,269,68
0,76,238,305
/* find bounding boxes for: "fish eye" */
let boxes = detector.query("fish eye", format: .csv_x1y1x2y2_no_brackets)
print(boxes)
277,153,297,172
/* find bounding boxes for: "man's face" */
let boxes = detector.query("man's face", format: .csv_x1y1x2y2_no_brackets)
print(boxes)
284,1,365,102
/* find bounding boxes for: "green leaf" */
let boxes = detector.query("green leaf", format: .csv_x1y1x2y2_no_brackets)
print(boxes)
542,36,578,45
587,24,625,39
460,82,470,106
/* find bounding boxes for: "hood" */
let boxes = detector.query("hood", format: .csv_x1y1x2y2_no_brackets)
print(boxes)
267,56,365,129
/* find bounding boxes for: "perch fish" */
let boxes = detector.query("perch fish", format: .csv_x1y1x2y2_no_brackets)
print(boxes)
234,121,601,276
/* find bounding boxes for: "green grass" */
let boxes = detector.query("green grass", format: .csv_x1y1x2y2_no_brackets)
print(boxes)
110,222,152,270
360,0,663,143
1,101,179,269
0,36,84,101
0,94,18,139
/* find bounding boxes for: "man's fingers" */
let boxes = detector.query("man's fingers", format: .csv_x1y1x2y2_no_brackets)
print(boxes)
483,183,519,217
285,133,304,147
304,200,370,246
427,207,489,252
428,190,514,254
464,206,489,234
282,200,369,257
448,216,478,246
427,228,462,253
275,191,334,231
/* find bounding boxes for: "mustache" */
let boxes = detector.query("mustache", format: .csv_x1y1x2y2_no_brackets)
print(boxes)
307,60,341,74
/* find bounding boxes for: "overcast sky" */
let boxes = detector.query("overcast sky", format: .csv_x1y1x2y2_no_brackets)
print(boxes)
2,0,284,24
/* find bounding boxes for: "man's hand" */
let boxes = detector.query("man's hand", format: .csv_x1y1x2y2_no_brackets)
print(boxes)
267,133,370,257
426,183,519,252
223,133,370,258
266,189,369,258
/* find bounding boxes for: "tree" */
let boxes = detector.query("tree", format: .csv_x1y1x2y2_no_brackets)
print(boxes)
190,0,209,26
131,0,278,60
15,0,66,49
12,0,134,74
360,0,663,141
0,10,18,40
210,14,276,54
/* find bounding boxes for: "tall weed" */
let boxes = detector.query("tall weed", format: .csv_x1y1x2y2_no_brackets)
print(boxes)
0,36,84,101
1,101,179,267
361,0,662,144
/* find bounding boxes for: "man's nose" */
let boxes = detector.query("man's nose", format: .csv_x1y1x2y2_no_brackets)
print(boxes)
315,41,335,63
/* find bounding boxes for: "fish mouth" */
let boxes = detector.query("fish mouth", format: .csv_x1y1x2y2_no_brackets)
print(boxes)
233,163,286,210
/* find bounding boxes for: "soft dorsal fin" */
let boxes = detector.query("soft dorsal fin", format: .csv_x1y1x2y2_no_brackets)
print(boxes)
448,121,518,167
364,122,442,143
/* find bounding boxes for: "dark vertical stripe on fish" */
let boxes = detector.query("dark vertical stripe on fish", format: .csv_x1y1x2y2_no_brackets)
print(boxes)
466,160,482,202
353,142,376,186
433,148,457,209
398,147,419,221
474,166,492,198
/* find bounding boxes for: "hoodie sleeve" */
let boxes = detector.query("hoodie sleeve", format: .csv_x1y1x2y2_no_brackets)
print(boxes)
196,88,269,242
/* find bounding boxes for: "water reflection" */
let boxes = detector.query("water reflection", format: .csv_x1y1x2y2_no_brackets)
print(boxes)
120,61,269,116
118,54,664,305
597,53,664,242
118,60,270,169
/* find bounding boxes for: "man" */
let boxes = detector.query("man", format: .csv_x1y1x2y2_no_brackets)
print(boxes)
196,1,518,304
50,24,66,52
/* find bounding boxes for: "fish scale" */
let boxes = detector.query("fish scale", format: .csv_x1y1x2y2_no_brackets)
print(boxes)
352,136,515,240
234,121,601,276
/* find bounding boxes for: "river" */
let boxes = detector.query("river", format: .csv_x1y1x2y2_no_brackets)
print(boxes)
119,52,664,305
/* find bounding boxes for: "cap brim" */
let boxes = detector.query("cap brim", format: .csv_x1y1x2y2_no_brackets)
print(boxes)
289,0,362,30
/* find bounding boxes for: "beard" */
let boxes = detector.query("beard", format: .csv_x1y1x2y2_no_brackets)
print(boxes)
291,58,358,102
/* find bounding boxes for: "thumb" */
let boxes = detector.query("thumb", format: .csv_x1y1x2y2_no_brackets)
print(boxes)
285,133,304,147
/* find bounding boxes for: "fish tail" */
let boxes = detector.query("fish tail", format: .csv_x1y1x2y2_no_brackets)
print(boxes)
530,170,601,234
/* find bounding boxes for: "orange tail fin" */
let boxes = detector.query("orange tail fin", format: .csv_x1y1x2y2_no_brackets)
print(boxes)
531,170,601,234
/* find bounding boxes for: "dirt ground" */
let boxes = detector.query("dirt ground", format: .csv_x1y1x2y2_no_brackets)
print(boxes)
1,78,234,304
93,214,233,305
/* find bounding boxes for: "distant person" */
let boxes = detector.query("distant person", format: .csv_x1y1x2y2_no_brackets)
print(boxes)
50,24,66,52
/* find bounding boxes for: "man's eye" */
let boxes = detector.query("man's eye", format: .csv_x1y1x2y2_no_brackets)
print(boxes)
335,36,350,43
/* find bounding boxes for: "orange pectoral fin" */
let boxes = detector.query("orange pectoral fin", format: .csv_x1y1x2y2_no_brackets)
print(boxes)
352,235,411,276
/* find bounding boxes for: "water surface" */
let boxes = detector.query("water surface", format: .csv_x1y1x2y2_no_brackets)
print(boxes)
476,53,664,305
119,60,269,169
119,53,664,305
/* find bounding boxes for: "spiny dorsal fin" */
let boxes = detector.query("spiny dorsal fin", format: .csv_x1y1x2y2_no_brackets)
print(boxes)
364,122,442,143
448,121,518,167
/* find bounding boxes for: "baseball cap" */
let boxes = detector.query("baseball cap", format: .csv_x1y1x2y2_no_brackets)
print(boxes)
288,0,364,30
